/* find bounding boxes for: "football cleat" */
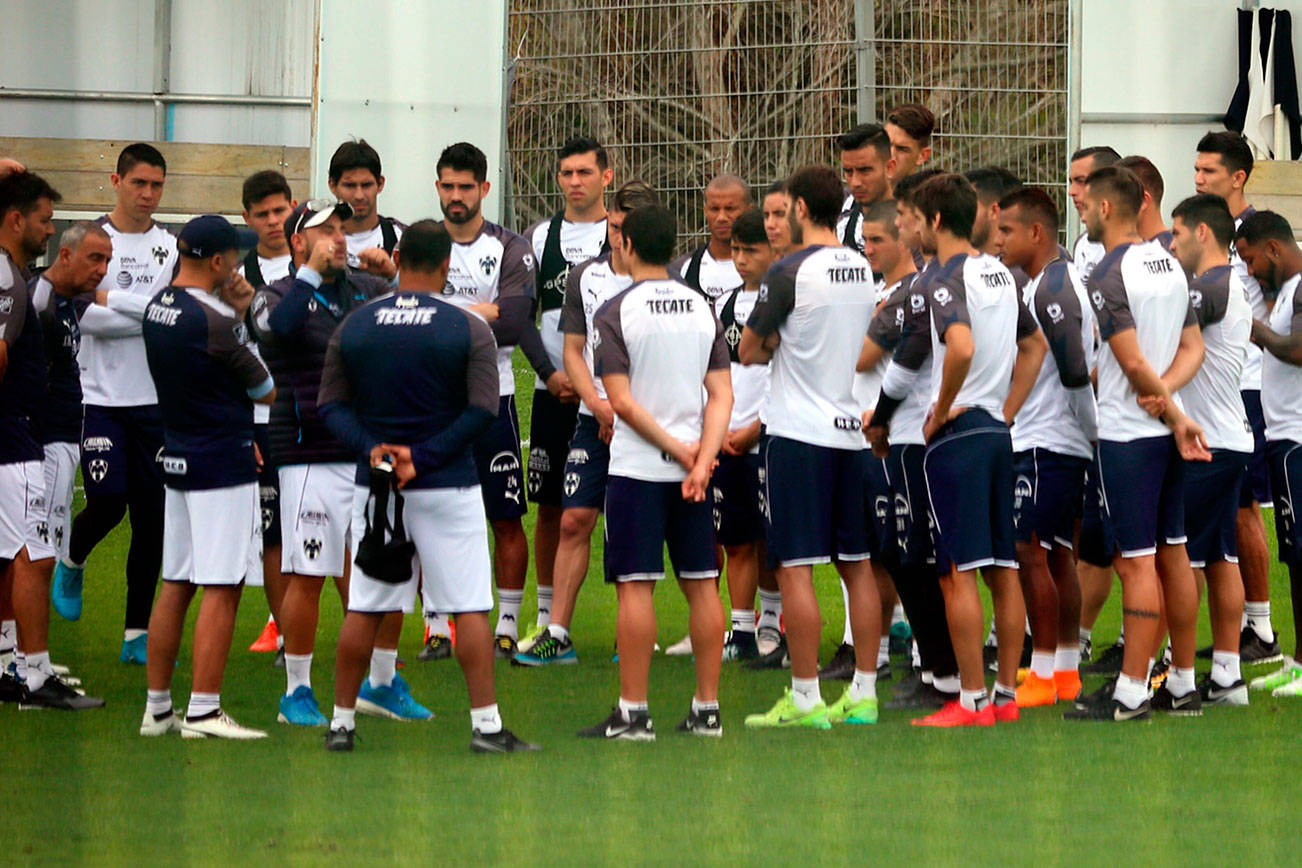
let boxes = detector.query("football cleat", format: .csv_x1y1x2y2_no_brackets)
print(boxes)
494,634,517,660
1062,693,1151,722
471,727,540,753
675,705,724,737
417,633,453,662
272,648,286,669
356,674,433,721
513,632,577,666
912,700,995,727
51,561,84,621
324,727,355,752
818,642,856,681
744,634,789,670
1080,641,1125,675
1053,669,1083,702
1150,684,1202,716
827,686,878,725
578,707,655,741
182,710,268,739
991,699,1020,722
721,630,759,662
1273,676,1302,697
744,689,831,730
140,708,183,736
888,619,913,655
1015,672,1058,707
20,676,104,710
1197,675,1248,706
249,617,279,652
277,685,328,726
1248,658,1301,691
665,634,693,656
120,634,147,665
517,624,547,655
756,625,782,657
1239,627,1283,666
0,671,27,704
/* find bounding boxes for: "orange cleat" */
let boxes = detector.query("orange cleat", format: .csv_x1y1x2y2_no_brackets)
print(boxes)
1053,668,1082,701
249,616,279,652
912,700,995,727
992,700,1020,722
1015,671,1058,707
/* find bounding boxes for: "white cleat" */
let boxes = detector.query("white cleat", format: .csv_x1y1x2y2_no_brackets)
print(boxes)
181,710,269,740
665,634,693,656
140,708,183,737
1249,658,1301,691
1272,677,1302,698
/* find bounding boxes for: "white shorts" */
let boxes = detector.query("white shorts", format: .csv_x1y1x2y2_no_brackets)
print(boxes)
348,484,493,615
27,442,79,562
279,463,354,577
162,483,262,586
0,460,44,561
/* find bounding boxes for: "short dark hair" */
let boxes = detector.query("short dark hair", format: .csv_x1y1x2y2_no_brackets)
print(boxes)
1197,131,1255,182
764,179,788,198
1171,193,1235,249
730,208,767,245
786,165,843,230
997,187,1060,236
0,170,62,218
116,143,166,177
886,103,935,144
893,167,944,206
621,205,676,265
913,173,977,239
1117,155,1164,206
1070,146,1121,168
329,139,382,184
1084,166,1144,218
396,219,453,272
558,136,608,171
610,180,660,214
436,142,488,183
241,170,293,210
862,199,900,237
1235,209,1294,246
964,166,1023,205
836,124,891,161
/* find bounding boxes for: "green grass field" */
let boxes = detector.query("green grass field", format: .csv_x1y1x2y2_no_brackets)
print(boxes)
6,358,1301,866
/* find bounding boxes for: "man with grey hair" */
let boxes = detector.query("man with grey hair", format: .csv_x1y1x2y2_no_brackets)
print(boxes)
669,174,749,301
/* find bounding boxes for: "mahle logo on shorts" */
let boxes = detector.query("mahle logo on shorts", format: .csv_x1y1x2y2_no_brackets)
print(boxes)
490,451,521,474
1014,474,1033,510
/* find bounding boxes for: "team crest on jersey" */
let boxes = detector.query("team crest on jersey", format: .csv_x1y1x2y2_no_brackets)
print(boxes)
895,307,905,327
567,448,590,466
1046,302,1064,324
479,255,498,276
0,296,11,315
757,282,769,303
522,253,536,272
88,459,109,482
1091,290,1104,310
910,293,925,312
527,470,542,496
528,448,550,472
1190,289,1204,310
590,327,601,350
303,538,323,560
36,521,49,544
152,246,169,266
933,287,952,306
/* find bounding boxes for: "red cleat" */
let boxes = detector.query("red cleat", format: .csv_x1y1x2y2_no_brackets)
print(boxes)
992,700,1020,722
912,700,995,727
249,616,279,652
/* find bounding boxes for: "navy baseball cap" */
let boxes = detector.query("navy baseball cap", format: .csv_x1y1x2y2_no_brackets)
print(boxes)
177,214,258,258
284,197,354,239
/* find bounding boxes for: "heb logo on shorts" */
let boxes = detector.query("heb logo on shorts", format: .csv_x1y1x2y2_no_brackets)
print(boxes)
833,416,861,432
162,456,188,476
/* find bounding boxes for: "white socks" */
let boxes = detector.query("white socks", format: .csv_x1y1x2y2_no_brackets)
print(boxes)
960,687,989,711
536,586,553,627
25,650,51,691
757,590,782,633
731,608,756,634
496,589,524,639
1112,674,1147,709
368,648,398,689
1211,650,1241,687
547,623,570,642
1030,651,1054,680
187,692,220,720
146,689,172,718
331,705,356,732
470,703,502,734
617,697,648,720
1245,601,1274,642
285,653,312,695
840,582,853,645
425,612,451,638
849,669,877,702
791,677,821,711
1054,646,1081,672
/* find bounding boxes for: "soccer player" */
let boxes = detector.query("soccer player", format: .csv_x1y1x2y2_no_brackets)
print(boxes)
1065,166,1209,722
1235,210,1302,696
762,180,794,257
740,164,882,730
512,181,654,667
520,136,610,652
431,142,539,658
327,139,405,266
318,220,537,753
996,188,1097,708
251,199,421,726
1169,193,1253,705
884,103,935,180
964,166,1023,258
836,124,895,255
1068,146,1121,285
138,215,274,739
1195,131,1282,665
53,144,176,664
1118,156,1173,249
669,174,748,300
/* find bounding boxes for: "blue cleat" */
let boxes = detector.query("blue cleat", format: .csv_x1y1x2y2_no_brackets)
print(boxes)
120,634,147,665
513,631,578,667
277,685,328,726
356,673,433,721
52,561,84,621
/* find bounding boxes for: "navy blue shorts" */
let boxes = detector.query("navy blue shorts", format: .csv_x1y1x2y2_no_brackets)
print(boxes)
1267,440,1302,567
885,443,935,571
254,423,280,545
1077,457,1114,568
80,404,164,500
863,452,895,568
527,387,579,506
603,476,718,583
1098,435,1186,558
1185,449,1247,568
761,436,870,568
923,409,1017,572
561,414,609,510
1013,449,1088,550
1240,390,1273,508
711,452,763,547
472,395,526,522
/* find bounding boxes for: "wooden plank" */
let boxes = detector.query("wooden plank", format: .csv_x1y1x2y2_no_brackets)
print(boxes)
1242,192,1302,237
39,170,253,216
1247,160,1302,198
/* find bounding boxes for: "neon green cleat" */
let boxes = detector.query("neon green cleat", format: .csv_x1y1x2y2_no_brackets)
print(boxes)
1248,658,1302,691
517,624,548,655
827,686,879,725
744,688,831,730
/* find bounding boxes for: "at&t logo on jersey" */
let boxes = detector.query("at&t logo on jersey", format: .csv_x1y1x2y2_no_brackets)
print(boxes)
116,271,133,288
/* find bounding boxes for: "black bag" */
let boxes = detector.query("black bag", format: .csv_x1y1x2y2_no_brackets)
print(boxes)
353,462,416,584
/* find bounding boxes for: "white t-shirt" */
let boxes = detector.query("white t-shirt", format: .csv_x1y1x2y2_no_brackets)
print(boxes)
529,216,608,388
1072,233,1105,286
1178,264,1253,453
558,253,633,415
1262,273,1302,443
344,219,404,269
1231,207,1268,391
851,276,896,432
670,246,742,300
239,253,291,286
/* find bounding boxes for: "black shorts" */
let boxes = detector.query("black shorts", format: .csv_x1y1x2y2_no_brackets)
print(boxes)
561,414,609,510
527,387,579,506
761,435,870,568
472,395,527,522
603,476,718,583
80,404,164,501
864,452,895,568
1185,449,1247,568
710,452,763,547
923,409,1016,572
1013,448,1088,550
1267,440,1302,567
1098,435,1186,558
254,423,280,545
885,443,935,571
1077,457,1114,568
1240,390,1273,507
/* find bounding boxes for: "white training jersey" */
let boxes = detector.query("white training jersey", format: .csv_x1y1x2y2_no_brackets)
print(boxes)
927,252,1035,419
1262,272,1302,443
670,246,742,301
593,278,729,482
1090,240,1194,443
715,286,770,432
1179,264,1253,453
79,218,178,407
559,253,633,416
530,216,608,389
1011,257,1097,458
1231,207,1268,391
441,221,537,396
239,253,291,286
851,276,896,427
343,219,404,269
746,244,875,450
1073,233,1106,286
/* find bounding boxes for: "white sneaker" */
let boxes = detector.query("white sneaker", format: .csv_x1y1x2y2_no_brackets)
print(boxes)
181,709,268,740
757,626,781,656
665,634,693,656
1249,658,1301,691
140,708,182,737
1272,677,1302,698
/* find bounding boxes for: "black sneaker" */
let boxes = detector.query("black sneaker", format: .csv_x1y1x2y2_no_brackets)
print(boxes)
1195,643,1214,660
1073,676,1118,711
818,642,856,680
493,634,517,660
324,727,355,752
892,667,924,699
1150,684,1202,716
676,705,723,737
577,707,655,741
1239,626,1283,665
877,660,893,682
1197,674,1249,706
744,635,789,670
418,634,453,662
0,671,26,703
722,631,759,662
884,681,953,711
1080,642,1125,674
471,727,540,753
20,675,105,710
273,648,286,669
1062,692,1151,722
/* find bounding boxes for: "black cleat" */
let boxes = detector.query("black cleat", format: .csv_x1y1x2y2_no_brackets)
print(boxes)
1239,627,1283,665
273,648,286,669
877,660,893,682
1080,642,1125,675
1073,677,1118,711
577,707,655,741
1195,643,1214,660
722,630,759,662
1062,693,1151,722
418,634,453,662
885,681,954,711
471,727,539,753
1150,684,1203,716
818,642,857,681
1197,674,1249,706
493,634,517,660
324,727,355,752
676,705,723,737
20,676,104,710
0,671,27,703
744,634,789,670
